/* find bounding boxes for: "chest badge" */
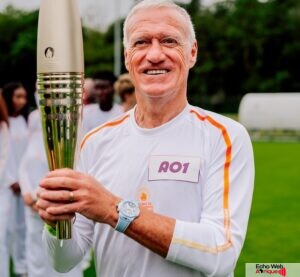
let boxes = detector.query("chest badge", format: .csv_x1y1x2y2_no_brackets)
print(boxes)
148,155,201,183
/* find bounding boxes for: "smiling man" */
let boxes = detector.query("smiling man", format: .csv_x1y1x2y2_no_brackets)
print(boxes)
37,1,254,276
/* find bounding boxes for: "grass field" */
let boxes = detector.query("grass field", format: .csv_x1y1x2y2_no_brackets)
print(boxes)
82,141,300,277
234,141,300,276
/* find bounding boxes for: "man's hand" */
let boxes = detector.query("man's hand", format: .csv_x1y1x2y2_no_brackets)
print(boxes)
36,168,120,228
37,169,175,258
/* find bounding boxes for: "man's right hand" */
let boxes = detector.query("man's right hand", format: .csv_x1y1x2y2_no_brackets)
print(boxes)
36,168,120,229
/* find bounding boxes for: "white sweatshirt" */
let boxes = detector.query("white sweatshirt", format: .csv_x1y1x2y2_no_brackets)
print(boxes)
82,103,123,135
19,110,48,196
44,104,254,277
0,122,11,188
6,115,28,184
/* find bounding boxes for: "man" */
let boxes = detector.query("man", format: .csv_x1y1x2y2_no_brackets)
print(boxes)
37,1,254,276
82,72,123,134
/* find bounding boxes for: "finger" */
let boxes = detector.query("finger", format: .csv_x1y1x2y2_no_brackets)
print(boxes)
46,168,84,179
39,176,80,191
38,189,76,203
38,208,57,226
38,208,75,222
46,202,79,215
36,198,63,210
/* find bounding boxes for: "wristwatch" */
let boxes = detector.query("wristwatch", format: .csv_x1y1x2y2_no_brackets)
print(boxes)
115,200,140,233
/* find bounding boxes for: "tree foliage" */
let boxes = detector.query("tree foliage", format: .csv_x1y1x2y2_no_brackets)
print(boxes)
0,1,299,112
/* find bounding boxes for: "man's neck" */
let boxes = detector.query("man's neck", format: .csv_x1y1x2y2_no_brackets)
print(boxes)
135,97,187,129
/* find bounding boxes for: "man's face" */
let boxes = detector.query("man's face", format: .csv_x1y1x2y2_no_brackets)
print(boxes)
93,79,114,104
124,7,197,100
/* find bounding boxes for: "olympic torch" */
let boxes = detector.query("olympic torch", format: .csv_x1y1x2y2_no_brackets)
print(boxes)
37,0,84,239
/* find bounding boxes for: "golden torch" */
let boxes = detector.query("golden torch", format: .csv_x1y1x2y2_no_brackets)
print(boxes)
37,0,84,239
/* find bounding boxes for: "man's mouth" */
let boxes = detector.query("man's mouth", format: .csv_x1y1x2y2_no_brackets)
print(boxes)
144,69,169,75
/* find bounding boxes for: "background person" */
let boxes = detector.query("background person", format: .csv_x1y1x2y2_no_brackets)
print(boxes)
114,73,136,112
2,82,28,277
37,1,254,276
82,71,123,135
0,93,15,277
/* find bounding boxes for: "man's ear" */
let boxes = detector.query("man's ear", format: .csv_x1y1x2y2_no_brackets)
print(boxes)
189,41,198,68
124,49,129,71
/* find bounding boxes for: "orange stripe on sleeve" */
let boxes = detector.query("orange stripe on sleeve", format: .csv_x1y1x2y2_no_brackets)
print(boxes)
80,114,130,150
173,109,232,253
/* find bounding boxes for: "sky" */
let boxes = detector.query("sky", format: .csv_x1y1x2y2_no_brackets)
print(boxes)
0,0,216,30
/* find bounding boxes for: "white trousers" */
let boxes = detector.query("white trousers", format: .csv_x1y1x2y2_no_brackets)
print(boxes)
7,189,27,274
25,208,83,277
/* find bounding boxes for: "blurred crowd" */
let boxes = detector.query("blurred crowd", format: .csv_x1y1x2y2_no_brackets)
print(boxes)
0,71,136,277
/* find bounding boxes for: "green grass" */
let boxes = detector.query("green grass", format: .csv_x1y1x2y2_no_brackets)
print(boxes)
234,142,300,276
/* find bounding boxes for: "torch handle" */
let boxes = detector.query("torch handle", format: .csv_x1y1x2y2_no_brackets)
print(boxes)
57,219,72,240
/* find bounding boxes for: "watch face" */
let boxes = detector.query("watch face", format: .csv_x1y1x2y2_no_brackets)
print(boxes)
120,200,140,218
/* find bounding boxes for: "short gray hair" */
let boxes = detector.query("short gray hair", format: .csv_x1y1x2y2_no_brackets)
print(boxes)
123,0,196,48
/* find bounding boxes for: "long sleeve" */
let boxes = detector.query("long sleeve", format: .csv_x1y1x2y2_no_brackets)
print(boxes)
0,123,9,186
19,111,47,195
7,116,28,183
42,153,94,273
1,123,18,188
19,152,33,194
43,213,94,272
166,124,254,276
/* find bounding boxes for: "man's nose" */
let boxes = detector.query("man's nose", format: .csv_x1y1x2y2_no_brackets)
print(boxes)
146,39,166,63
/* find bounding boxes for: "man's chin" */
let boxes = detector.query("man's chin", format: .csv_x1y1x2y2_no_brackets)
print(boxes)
139,87,174,99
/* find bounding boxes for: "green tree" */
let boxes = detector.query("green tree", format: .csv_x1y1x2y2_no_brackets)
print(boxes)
1,1,299,112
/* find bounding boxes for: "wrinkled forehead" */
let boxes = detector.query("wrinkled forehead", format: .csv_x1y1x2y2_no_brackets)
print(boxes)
126,7,188,41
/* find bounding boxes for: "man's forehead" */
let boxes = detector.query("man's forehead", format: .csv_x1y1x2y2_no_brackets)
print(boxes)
127,7,186,37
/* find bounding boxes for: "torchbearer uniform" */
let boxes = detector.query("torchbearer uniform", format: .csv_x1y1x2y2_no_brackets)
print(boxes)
6,115,28,275
44,104,254,277
0,122,15,277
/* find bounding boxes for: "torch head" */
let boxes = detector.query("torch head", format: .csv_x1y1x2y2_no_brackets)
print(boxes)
37,0,84,74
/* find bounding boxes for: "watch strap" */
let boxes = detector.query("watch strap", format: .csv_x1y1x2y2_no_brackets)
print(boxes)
115,200,140,233
115,216,131,233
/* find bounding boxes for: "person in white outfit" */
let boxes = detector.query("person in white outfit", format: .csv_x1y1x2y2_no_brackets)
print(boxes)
2,82,29,277
0,94,16,277
114,73,136,112
19,108,83,277
37,1,255,276
82,72,123,135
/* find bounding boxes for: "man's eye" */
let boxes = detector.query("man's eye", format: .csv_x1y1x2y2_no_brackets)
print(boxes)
161,38,177,45
134,40,147,46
